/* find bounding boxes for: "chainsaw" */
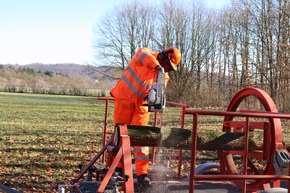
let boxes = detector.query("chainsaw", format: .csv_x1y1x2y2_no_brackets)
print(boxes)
147,67,166,112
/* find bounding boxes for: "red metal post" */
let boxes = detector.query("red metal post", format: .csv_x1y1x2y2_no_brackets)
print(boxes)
185,109,290,192
166,102,189,178
71,138,113,184
241,117,250,193
96,123,134,193
98,97,114,164
122,136,134,193
288,165,290,192
189,113,198,193
151,112,160,164
97,147,123,193
177,105,187,178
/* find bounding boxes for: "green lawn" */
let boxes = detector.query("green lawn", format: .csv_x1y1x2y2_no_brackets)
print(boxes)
0,92,115,192
0,92,194,193
2,92,288,193
0,92,225,193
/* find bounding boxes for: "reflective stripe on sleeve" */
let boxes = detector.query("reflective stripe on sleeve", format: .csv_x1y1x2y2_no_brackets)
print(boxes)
135,49,142,63
134,155,149,161
121,74,146,99
136,49,150,66
127,67,151,90
134,147,149,153
139,52,149,65
121,66,151,99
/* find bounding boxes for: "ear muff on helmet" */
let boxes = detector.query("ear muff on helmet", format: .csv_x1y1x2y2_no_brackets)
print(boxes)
158,49,174,60
157,48,181,71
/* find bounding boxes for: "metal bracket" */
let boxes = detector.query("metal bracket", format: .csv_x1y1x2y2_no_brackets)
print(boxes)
272,149,290,174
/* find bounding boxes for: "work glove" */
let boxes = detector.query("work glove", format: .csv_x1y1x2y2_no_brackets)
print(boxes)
148,83,157,105
155,65,164,74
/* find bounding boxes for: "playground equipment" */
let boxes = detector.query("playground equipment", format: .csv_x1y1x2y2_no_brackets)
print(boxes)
58,88,290,193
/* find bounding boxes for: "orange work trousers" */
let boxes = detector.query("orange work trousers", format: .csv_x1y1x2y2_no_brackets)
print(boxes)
113,99,150,176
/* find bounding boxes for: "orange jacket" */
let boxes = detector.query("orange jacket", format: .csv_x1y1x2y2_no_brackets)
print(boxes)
110,48,169,101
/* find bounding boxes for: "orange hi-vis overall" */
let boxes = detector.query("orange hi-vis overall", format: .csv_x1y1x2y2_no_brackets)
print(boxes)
110,48,169,176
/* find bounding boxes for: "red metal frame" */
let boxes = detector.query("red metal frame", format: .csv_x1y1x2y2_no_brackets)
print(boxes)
71,123,134,193
151,111,162,165
186,110,290,193
186,87,290,193
166,101,189,178
97,97,114,164
221,88,284,191
96,88,290,193
97,97,188,177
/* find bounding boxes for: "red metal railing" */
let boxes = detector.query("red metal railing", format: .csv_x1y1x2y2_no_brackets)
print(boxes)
97,96,290,192
185,109,290,193
97,97,188,176
166,101,188,178
97,97,114,163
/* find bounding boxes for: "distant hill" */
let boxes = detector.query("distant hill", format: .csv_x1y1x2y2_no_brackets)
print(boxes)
4,63,118,83
0,63,121,96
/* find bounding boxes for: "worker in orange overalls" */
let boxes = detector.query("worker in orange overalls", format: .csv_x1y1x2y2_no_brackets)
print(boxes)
110,47,181,185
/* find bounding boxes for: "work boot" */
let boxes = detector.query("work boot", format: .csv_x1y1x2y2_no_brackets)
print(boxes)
137,174,151,185
114,167,123,176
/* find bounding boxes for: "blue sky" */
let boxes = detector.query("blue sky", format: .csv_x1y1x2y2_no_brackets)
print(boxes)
0,0,120,65
0,0,230,65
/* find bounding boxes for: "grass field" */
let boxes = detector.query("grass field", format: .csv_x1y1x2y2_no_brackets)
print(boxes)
1,92,289,193
0,92,116,192
0,92,193,193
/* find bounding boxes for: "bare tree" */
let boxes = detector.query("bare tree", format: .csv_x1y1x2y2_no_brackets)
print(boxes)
93,1,157,73
154,0,195,103
91,0,290,109
235,0,290,109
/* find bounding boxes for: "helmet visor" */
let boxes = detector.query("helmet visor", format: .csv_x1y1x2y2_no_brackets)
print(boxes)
157,50,177,71
159,58,177,72
169,60,177,71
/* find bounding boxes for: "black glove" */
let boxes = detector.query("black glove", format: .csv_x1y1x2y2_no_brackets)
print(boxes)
155,65,164,74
